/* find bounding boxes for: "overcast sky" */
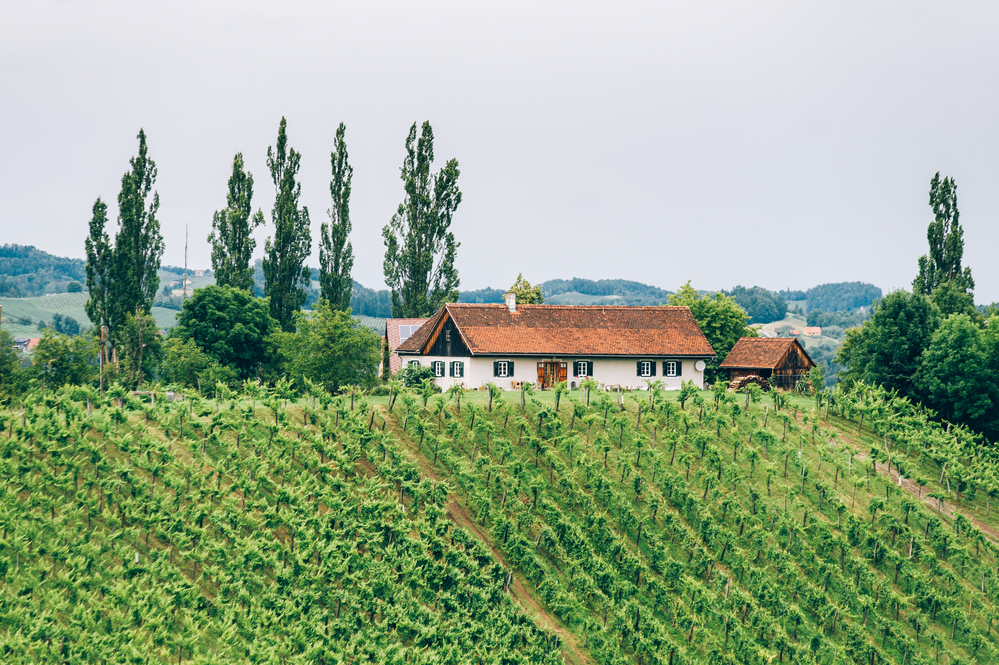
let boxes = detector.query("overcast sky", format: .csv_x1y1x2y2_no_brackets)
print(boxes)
3,1,997,302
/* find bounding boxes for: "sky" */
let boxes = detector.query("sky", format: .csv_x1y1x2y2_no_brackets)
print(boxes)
2,1,998,302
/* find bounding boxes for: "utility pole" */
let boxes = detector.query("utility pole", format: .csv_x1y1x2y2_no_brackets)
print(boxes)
183,224,189,303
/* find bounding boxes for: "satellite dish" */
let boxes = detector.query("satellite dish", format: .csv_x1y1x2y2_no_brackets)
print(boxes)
694,360,706,372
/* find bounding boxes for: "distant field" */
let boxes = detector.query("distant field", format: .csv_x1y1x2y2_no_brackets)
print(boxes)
355,316,386,334
0,293,179,338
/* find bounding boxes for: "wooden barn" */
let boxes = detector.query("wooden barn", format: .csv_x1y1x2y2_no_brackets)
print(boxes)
719,337,815,390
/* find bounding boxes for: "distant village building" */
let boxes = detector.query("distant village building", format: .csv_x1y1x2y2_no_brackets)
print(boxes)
395,293,715,390
13,337,40,353
719,337,815,390
803,327,821,336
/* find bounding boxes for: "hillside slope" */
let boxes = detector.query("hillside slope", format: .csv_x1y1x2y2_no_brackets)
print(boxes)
1,382,996,664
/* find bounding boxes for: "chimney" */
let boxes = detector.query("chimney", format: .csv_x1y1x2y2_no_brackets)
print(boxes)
504,291,517,313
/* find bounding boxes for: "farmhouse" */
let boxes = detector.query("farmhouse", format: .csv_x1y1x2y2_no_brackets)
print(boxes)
384,318,430,375
395,293,715,390
719,337,815,390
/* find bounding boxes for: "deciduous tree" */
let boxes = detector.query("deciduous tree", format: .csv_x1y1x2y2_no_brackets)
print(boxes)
172,285,279,379
913,172,974,297
382,121,462,318
509,273,544,304
320,122,354,310
209,153,264,291
262,118,312,331
667,282,756,382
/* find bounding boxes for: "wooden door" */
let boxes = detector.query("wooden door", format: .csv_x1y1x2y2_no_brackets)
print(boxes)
537,362,545,388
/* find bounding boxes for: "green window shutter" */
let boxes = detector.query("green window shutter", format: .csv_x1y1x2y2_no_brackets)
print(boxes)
458,362,464,378
676,361,683,377
508,361,515,376
493,361,499,377
573,361,579,377
650,360,656,377
587,361,594,376
637,361,642,376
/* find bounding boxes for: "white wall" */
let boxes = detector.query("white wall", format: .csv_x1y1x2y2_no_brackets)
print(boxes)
401,356,705,391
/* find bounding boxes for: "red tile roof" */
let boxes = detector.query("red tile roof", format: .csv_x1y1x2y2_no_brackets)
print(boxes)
397,304,715,357
719,337,807,369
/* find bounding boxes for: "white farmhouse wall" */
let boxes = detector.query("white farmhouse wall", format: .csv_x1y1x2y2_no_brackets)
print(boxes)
402,356,705,391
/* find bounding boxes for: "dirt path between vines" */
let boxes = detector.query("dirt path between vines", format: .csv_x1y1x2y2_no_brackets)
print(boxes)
845,442,999,545
382,409,594,665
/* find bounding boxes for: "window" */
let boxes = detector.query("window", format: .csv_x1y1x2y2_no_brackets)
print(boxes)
574,360,593,377
445,329,451,341
408,360,421,368
663,360,683,378
637,360,655,377
493,360,514,377
433,361,445,377
399,325,419,343
450,361,464,378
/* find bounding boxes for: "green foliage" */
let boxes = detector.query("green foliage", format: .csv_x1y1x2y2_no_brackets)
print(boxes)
668,281,757,382
84,130,164,354
837,290,940,396
915,314,998,433
914,172,974,297
117,312,162,389
159,337,236,389
724,285,787,324
49,313,81,336
319,123,354,311
803,282,882,312
382,121,462,318
208,152,264,292
932,279,980,318
277,299,381,392
396,363,436,388
0,386,561,663
541,277,672,304
30,328,98,388
510,273,544,304
0,244,86,297
0,330,27,403
172,285,279,380
262,117,312,332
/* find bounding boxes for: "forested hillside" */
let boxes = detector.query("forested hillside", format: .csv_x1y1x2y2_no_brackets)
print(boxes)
0,245,85,297
2,379,997,664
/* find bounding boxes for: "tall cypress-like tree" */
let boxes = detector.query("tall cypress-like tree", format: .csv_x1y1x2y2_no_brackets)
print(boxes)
319,123,354,310
84,198,112,338
208,153,264,291
382,121,462,318
262,117,312,332
85,129,163,349
913,172,974,297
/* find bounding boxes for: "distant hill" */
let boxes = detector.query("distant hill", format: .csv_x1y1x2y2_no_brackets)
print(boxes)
779,282,882,313
0,244,86,297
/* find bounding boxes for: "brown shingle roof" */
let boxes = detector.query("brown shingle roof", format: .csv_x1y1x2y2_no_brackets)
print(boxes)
719,337,803,369
397,304,715,357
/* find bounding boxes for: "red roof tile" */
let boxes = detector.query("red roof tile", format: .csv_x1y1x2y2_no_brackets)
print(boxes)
397,304,715,357
719,337,808,369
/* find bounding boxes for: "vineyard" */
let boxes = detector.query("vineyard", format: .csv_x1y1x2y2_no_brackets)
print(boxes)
1,379,997,664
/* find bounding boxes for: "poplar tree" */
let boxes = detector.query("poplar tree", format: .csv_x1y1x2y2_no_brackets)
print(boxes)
208,153,264,291
84,129,163,349
913,172,974,297
382,121,462,318
319,123,354,310
262,118,312,332
84,198,112,338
